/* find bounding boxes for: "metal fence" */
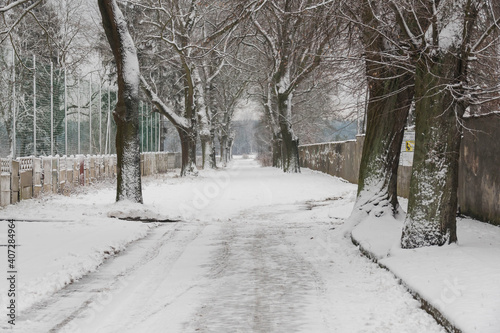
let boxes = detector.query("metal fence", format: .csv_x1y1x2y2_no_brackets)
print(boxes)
0,50,162,158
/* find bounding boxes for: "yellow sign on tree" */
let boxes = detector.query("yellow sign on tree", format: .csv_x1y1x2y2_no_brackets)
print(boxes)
406,140,415,152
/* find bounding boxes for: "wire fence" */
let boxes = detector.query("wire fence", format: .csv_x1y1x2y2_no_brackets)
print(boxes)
0,50,162,158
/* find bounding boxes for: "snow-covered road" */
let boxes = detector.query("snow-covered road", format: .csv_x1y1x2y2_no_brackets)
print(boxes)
4,158,445,332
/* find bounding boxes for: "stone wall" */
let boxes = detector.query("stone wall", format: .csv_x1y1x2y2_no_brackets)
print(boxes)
300,115,500,226
299,136,364,184
0,152,181,208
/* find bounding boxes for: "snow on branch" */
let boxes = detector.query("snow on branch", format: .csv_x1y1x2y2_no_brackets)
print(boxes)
0,0,36,13
139,76,190,130
0,0,42,43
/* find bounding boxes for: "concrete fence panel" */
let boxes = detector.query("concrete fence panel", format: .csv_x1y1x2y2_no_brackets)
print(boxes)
42,158,53,194
11,160,19,204
175,153,182,169
19,157,33,200
0,152,180,208
58,157,67,194
33,158,42,197
0,173,9,207
52,158,59,192
397,165,412,199
65,157,74,194
90,157,96,184
84,158,90,186
1,158,11,207
167,153,176,170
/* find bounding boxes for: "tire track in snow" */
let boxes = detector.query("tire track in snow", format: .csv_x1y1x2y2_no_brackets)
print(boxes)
186,218,329,333
14,222,208,333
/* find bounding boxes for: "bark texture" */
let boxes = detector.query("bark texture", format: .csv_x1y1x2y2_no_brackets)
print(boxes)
178,127,197,176
400,0,481,248
353,0,414,217
401,53,464,247
356,72,414,215
277,93,300,173
99,0,142,203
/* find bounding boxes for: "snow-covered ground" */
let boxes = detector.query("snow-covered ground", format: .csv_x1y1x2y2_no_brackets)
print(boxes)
0,157,495,332
352,207,500,333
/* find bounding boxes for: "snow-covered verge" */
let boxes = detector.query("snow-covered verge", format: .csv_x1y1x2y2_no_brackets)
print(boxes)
351,204,500,333
0,183,155,313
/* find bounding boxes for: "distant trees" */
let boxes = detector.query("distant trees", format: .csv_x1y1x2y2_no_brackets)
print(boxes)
251,0,339,172
127,0,263,176
212,60,249,167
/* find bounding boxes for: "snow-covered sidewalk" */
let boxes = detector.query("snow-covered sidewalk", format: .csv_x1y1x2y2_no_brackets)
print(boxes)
352,211,500,333
0,157,496,332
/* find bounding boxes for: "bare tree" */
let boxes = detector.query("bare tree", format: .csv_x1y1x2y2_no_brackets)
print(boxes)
396,0,500,247
130,0,263,175
99,0,142,203
212,64,248,166
0,0,42,43
346,0,415,221
252,0,340,172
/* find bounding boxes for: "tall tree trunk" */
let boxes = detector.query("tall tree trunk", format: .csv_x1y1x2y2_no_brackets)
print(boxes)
352,0,415,217
227,135,234,161
355,72,414,216
199,126,216,169
220,134,228,166
178,127,197,176
209,127,217,168
401,53,465,247
399,0,482,248
272,132,282,168
277,93,300,173
98,0,142,203
194,67,215,170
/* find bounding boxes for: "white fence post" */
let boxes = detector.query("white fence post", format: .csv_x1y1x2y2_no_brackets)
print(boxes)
99,81,102,155
50,61,54,156
0,159,11,206
33,54,37,156
140,101,143,152
89,75,92,155
78,79,81,155
158,113,161,152
64,68,68,156
11,51,16,159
